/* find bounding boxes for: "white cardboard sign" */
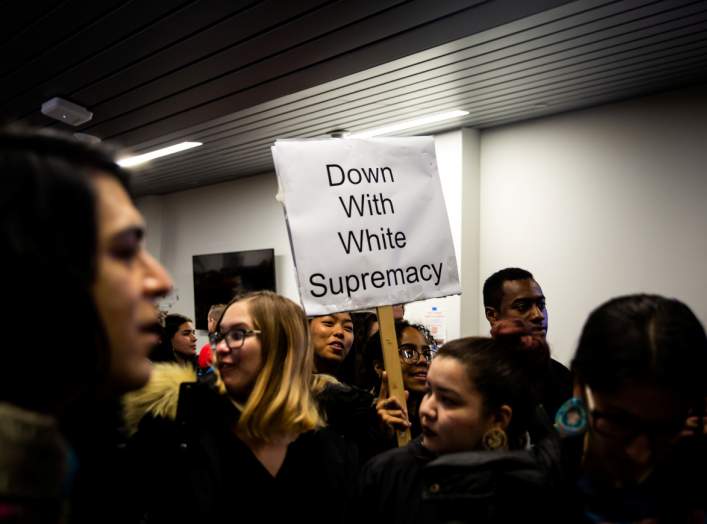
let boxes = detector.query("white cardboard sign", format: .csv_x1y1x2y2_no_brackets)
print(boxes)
272,137,460,316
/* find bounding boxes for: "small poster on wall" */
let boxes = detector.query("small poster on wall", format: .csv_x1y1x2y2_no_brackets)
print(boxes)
272,137,460,315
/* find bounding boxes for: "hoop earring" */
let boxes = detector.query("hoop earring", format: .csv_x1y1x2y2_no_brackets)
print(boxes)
554,397,588,437
482,427,508,451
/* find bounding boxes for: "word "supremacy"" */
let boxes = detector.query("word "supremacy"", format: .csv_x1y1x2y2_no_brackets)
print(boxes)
309,261,443,298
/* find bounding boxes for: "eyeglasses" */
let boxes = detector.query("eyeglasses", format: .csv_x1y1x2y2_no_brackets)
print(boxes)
398,343,436,365
209,328,261,351
590,410,684,443
585,386,684,443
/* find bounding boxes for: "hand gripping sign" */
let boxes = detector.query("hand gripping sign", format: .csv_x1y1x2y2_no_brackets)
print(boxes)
272,137,461,446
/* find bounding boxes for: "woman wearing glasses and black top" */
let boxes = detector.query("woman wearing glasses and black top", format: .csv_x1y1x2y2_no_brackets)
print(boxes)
355,321,563,524
122,291,358,524
361,320,438,441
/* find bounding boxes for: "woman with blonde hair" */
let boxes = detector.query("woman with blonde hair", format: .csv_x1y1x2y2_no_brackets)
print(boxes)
123,291,357,523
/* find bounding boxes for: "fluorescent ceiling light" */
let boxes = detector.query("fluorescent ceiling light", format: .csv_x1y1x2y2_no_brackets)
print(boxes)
347,110,469,138
117,141,202,167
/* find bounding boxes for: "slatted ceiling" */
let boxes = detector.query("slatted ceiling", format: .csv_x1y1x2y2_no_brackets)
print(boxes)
142,0,704,192
129,0,707,157
1,1,706,196
134,67,707,194
7,1,201,108
10,0,259,125
33,0,467,137
134,72,687,195
15,0,328,128
72,0,488,143
0,0,64,47
0,0,126,80
83,0,570,146
135,44,707,179
46,0,367,124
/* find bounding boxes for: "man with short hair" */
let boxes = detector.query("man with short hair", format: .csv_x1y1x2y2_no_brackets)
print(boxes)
483,268,572,420
197,303,227,369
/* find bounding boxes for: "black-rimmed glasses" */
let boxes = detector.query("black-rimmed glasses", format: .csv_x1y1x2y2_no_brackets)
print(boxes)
398,343,436,365
585,386,685,443
590,410,684,443
209,328,261,351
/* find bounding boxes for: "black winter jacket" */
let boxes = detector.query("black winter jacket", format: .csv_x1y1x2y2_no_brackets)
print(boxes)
356,406,564,524
123,365,359,524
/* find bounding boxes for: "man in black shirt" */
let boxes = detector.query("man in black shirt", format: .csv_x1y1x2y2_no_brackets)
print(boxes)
482,267,572,420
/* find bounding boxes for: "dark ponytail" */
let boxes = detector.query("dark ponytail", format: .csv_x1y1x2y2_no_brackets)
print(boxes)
437,324,549,449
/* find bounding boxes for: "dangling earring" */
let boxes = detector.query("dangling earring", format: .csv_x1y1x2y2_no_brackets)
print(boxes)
554,397,588,437
482,427,508,451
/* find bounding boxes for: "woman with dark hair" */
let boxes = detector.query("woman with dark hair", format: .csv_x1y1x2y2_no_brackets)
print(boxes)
149,313,197,366
123,291,358,523
309,312,355,378
308,311,391,462
0,127,172,522
357,321,562,523
557,294,707,522
362,320,437,439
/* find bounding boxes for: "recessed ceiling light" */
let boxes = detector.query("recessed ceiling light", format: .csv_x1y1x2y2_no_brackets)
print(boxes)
117,141,203,168
347,110,469,138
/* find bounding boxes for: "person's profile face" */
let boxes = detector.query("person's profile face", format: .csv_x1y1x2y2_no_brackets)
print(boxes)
495,279,548,341
172,321,197,356
585,382,688,483
92,174,172,392
419,356,496,455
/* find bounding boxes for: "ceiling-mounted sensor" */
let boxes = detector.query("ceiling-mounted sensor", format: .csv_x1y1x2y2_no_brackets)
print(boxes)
41,97,93,126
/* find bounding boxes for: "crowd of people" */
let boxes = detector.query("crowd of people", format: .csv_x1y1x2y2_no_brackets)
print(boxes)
1,126,705,523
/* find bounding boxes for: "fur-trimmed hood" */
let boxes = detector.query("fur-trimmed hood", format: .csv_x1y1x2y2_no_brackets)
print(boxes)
123,367,346,436
122,363,199,436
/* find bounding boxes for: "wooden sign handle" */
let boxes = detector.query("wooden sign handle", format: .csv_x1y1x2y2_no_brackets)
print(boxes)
376,305,411,447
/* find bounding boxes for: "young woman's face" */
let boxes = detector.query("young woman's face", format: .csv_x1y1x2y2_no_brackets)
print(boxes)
92,174,172,392
310,313,354,365
399,327,432,394
419,356,496,455
585,381,688,482
215,300,263,401
172,321,197,356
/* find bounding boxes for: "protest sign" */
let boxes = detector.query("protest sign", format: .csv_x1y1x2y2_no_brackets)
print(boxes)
272,137,460,316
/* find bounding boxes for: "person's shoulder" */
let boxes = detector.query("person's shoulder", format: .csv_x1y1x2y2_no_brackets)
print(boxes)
315,379,376,430
549,358,569,372
364,437,429,472
548,358,572,382
295,426,359,461
316,378,375,405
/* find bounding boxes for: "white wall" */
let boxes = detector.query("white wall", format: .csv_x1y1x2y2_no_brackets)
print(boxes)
138,174,297,347
404,130,467,343
479,84,707,365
